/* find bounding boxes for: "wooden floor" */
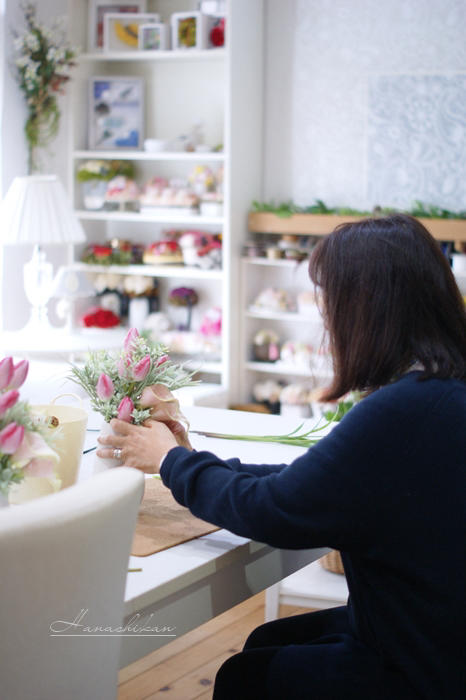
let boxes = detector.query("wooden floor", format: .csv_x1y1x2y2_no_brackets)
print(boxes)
118,592,312,700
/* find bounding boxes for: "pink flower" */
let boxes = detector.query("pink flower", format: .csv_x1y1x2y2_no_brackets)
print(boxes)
96,373,114,400
0,357,14,390
117,396,134,422
156,355,169,367
0,422,24,454
8,360,29,390
0,389,19,418
123,328,139,353
12,431,59,477
117,355,130,379
132,355,151,381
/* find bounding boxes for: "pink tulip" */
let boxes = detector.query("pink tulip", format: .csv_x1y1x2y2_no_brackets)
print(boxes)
96,373,114,400
117,396,134,423
117,356,129,378
0,357,14,391
8,360,29,390
156,355,169,367
0,422,24,454
132,355,151,381
123,328,139,353
0,390,19,418
12,430,58,477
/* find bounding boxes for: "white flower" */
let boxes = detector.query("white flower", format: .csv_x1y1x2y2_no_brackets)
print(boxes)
24,32,40,52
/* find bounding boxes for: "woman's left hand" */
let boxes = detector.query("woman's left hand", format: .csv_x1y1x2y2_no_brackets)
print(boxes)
96,418,179,473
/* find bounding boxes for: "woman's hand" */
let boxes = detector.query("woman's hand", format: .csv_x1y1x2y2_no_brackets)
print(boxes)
96,418,179,473
139,384,192,450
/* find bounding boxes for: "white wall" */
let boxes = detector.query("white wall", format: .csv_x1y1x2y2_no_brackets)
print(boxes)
264,0,466,211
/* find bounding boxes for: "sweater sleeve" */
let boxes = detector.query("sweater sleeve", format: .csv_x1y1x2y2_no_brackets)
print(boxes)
160,388,414,550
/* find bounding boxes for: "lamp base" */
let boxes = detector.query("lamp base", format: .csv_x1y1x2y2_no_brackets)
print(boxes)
23,245,54,333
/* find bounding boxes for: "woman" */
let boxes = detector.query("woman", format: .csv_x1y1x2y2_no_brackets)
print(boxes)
98,214,466,699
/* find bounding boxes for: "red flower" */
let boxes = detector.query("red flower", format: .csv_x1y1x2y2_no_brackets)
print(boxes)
82,307,120,329
210,18,225,47
92,245,112,258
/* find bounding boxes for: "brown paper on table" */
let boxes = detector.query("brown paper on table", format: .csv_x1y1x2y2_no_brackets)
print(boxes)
131,477,219,557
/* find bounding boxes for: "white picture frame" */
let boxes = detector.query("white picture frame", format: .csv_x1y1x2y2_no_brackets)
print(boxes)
170,11,209,51
88,0,147,51
138,23,169,51
103,13,161,52
88,76,144,150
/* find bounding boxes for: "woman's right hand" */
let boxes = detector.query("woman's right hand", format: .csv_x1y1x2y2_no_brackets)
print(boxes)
139,384,193,450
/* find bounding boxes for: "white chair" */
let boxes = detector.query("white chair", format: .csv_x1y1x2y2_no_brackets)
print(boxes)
0,467,144,700
265,560,349,622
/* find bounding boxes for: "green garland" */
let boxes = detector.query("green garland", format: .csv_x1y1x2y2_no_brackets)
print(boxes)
252,199,466,220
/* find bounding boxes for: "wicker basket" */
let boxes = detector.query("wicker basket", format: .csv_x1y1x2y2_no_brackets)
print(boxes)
320,550,345,575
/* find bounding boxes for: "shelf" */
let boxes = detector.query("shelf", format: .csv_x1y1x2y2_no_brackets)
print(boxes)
73,150,226,162
80,48,226,62
72,262,223,280
245,310,320,323
244,361,332,378
75,210,224,226
248,212,466,242
242,257,309,268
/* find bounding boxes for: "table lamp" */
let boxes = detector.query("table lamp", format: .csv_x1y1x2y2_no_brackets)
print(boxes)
0,175,86,331
50,266,96,333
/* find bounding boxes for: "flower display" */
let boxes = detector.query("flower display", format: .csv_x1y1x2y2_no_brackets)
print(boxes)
81,307,121,329
13,3,78,173
0,357,59,496
76,160,134,183
70,328,199,425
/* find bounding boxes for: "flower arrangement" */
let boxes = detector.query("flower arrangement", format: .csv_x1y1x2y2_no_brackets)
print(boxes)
70,328,198,425
76,160,135,183
81,307,121,329
0,357,59,497
81,242,133,266
13,3,78,173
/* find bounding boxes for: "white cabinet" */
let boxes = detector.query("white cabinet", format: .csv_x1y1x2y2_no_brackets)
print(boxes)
66,0,264,406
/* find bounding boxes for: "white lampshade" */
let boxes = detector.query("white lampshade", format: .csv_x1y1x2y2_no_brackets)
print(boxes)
0,174,85,245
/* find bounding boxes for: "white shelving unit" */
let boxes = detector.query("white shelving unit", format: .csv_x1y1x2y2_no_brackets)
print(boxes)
66,0,265,406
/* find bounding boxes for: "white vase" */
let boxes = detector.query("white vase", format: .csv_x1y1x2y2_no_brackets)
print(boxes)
82,180,107,210
0,492,9,508
93,420,124,473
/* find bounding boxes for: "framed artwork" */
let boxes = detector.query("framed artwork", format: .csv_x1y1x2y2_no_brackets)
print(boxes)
103,13,160,51
171,11,207,51
88,0,147,51
88,76,144,150
138,23,168,51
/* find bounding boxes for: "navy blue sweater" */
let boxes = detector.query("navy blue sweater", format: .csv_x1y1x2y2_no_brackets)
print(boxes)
161,373,466,698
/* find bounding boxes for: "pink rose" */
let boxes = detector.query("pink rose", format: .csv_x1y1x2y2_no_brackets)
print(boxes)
0,357,14,391
0,422,24,454
8,360,29,390
96,373,114,400
12,430,58,477
132,355,151,381
123,328,139,354
0,389,19,418
117,396,134,423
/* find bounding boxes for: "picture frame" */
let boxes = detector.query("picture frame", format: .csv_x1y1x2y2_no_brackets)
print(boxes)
171,11,208,51
138,23,169,51
88,0,147,51
103,13,161,52
88,76,144,150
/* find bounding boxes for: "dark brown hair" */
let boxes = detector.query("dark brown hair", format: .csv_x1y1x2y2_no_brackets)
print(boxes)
309,213,466,400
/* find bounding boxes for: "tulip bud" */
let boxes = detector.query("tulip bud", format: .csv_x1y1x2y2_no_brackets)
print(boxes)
9,360,29,390
96,373,114,401
0,390,19,418
0,357,14,391
123,328,139,353
117,356,129,378
117,396,134,423
156,355,169,367
132,355,151,381
0,422,25,454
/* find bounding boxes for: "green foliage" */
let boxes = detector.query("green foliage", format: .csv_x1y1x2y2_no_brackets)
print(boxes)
251,199,466,220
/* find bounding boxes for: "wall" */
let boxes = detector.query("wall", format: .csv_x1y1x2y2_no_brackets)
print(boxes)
264,0,466,212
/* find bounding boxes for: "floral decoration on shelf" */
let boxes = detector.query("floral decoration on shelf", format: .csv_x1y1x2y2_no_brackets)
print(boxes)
169,287,199,331
81,242,133,266
70,328,198,425
81,307,121,329
252,199,466,220
14,3,78,173
76,160,135,183
0,357,59,497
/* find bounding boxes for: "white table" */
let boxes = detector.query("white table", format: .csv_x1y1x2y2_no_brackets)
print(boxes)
81,406,330,668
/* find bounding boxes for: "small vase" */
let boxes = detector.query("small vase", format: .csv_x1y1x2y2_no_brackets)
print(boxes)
93,420,124,473
82,180,107,210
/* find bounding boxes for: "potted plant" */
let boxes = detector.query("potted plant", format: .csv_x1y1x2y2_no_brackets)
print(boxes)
76,160,135,210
